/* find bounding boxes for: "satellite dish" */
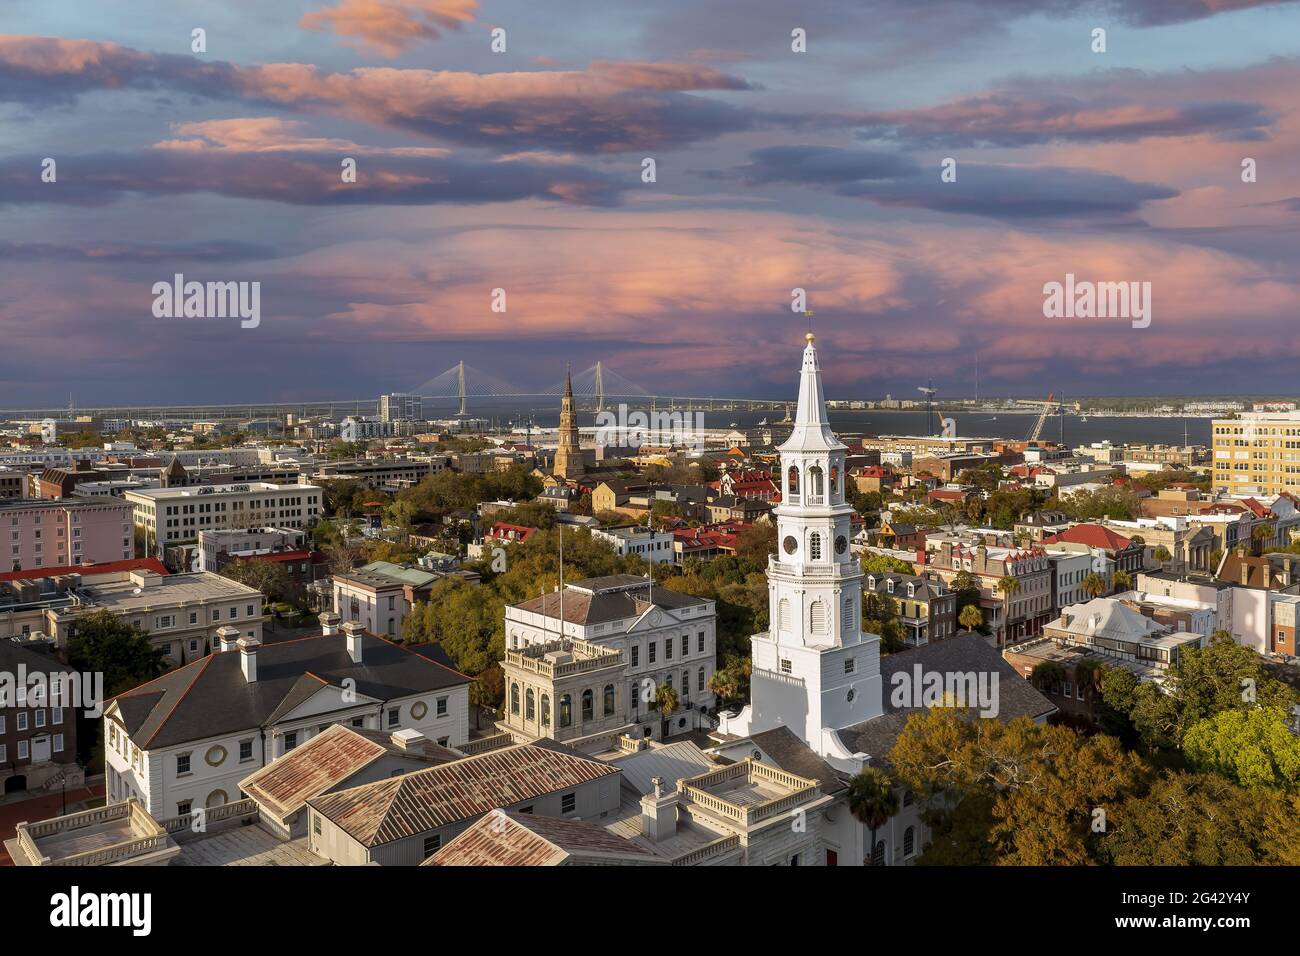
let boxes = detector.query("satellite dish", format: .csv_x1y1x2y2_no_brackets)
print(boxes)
132,588,142,595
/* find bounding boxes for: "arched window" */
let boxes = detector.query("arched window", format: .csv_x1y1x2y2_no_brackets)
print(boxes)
541,694,551,727
559,694,572,728
779,598,791,632
830,465,840,498
525,689,535,721
903,826,915,857
810,599,827,633
603,684,616,716
206,789,228,809
809,465,824,502
683,670,690,695
871,841,886,866
581,689,594,721
842,597,855,634
787,465,800,500
809,532,822,561
510,683,520,715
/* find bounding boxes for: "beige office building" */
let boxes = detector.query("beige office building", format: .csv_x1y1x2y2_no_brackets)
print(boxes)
125,481,322,545
1212,411,1300,495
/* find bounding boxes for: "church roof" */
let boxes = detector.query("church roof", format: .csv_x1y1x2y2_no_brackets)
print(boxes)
835,633,1056,771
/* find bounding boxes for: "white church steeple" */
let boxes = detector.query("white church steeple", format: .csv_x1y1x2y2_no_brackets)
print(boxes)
717,334,883,762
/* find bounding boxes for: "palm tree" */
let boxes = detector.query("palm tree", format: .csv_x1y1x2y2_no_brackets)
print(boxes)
1111,569,1132,593
655,684,678,721
1251,523,1274,555
996,575,1019,601
1082,572,1107,599
848,767,899,866
959,604,984,634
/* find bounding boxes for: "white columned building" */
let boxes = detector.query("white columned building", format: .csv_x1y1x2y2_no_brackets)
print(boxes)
719,333,884,764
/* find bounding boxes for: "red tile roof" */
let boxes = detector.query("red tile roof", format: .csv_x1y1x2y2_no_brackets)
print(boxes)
0,557,168,583
1042,524,1132,550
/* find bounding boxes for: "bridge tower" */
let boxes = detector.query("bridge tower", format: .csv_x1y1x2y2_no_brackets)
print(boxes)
595,361,605,414
457,361,468,417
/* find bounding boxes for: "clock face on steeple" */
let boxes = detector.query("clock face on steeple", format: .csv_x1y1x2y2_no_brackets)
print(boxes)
835,535,847,555
783,535,798,555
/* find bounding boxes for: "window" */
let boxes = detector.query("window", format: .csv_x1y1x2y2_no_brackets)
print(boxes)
698,667,705,692
780,658,792,674
423,834,442,857
177,800,192,817
810,599,827,633
665,638,673,660
436,696,448,717
526,689,535,720
903,826,916,857
229,607,237,619
34,710,45,728
17,740,28,760
844,658,855,674
559,694,572,728
604,684,616,716
581,689,594,721
284,732,298,751
541,694,551,727
779,598,791,632
177,753,191,775
561,791,576,814
787,465,799,499
313,815,321,836
53,733,63,753
648,642,656,664
809,533,822,561
239,740,253,762
511,684,520,715
871,841,885,866
698,632,705,653
517,805,533,814
680,635,688,657
630,645,639,667
387,708,400,728
16,712,26,731
903,789,914,807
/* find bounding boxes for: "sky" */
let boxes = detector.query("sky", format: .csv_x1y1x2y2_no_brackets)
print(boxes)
1,0,1299,406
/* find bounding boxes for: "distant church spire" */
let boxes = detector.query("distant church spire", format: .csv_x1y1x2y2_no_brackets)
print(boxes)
554,363,584,481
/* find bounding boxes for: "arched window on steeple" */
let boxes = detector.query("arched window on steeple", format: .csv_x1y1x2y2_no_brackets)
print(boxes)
830,465,840,500
810,599,827,633
809,532,822,561
787,465,800,501
808,465,824,504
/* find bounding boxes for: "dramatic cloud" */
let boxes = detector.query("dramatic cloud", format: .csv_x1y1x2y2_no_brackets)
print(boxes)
300,0,477,56
727,145,920,185
856,92,1275,148
0,147,623,207
0,37,758,153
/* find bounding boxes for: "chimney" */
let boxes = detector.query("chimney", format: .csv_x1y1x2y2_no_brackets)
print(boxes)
237,636,260,683
390,728,426,751
319,611,341,636
215,625,240,653
342,620,365,664
1241,563,1251,586
640,776,679,842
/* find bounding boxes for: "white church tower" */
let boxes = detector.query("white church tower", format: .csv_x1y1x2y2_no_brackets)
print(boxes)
718,333,883,764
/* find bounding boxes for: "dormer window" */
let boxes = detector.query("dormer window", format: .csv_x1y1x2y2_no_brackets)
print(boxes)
886,579,894,593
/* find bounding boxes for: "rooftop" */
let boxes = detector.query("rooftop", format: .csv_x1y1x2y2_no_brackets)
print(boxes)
426,809,660,866
54,571,262,616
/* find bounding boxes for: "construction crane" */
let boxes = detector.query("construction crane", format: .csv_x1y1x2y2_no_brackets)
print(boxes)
918,382,938,437
1025,393,1057,443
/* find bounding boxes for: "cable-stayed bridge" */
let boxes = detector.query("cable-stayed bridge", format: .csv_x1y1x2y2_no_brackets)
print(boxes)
0,361,791,423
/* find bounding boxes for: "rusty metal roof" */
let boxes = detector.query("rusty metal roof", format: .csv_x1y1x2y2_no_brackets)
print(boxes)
425,809,658,866
307,740,619,848
240,724,459,824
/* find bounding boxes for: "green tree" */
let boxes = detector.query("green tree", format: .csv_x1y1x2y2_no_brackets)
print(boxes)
1102,772,1297,865
1081,572,1107,599
847,767,899,866
861,553,917,575
958,604,984,634
218,558,290,603
1183,706,1300,791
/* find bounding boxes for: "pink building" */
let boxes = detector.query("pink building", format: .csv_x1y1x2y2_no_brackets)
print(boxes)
1,497,134,572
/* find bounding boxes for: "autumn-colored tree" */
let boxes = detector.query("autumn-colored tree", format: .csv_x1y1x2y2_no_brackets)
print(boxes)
958,604,984,634
218,558,290,603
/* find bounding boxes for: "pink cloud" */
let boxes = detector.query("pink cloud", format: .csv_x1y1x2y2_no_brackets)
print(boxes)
300,0,477,57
